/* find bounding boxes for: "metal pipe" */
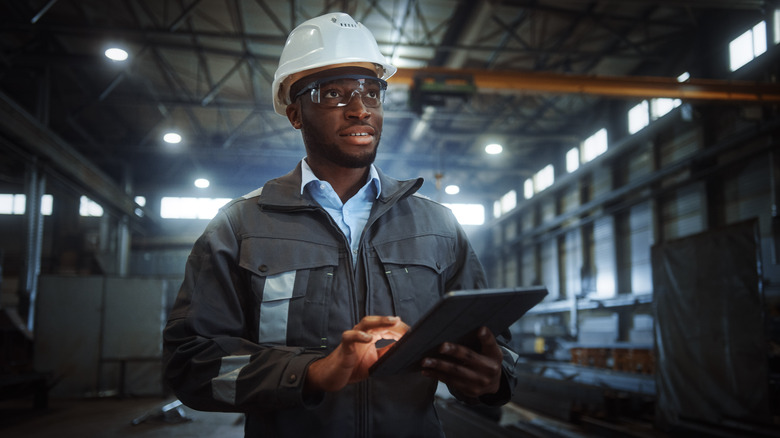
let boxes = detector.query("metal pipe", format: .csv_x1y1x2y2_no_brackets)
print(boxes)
30,0,59,24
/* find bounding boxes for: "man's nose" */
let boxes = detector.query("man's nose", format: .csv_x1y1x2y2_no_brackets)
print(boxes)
343,90,370,118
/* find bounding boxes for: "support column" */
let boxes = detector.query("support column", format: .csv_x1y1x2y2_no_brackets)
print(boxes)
21,161,46,333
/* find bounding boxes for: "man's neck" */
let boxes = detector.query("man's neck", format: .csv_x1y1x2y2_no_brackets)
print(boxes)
307,162,370,203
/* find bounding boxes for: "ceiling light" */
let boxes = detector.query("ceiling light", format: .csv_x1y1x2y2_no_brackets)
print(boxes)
194,178,210,189
163,132,182,144
677,71,690,82
485,143,503,155
104,47,128,62
445,185,460,195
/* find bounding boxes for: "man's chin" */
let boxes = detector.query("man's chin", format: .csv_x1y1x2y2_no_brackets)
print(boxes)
340,154,377,168
333,147,378,168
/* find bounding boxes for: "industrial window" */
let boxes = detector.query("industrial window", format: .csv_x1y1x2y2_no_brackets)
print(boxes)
494,189,517,217
160,196,231,219
0,194,53,215
582,128,608,163
628,101,650,134
443,203,485,226
79,196,104,217
566,147,580,173
533,164,554,193
729,21,767,71
523,165,555,201
650,98,681,119
628,98,681,135
523,178,534,200
776,10,780,44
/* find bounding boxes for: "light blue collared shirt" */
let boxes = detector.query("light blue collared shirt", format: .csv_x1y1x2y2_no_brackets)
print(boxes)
301,159,381,267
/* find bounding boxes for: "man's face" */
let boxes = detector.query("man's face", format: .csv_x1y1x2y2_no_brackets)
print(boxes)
286,67,384,169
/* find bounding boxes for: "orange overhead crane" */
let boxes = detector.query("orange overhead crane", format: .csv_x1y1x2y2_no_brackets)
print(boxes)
390,67,780,102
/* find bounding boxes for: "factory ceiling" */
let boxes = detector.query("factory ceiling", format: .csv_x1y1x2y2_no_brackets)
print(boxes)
0,0,777,222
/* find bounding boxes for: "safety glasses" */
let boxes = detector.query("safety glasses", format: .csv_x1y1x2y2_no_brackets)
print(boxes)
293,74,387,108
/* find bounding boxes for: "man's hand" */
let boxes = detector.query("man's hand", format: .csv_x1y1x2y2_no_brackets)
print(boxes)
420,326,503,401
305,316,408,393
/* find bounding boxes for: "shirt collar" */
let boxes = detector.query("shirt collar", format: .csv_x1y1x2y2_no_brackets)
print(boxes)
300,158,381,199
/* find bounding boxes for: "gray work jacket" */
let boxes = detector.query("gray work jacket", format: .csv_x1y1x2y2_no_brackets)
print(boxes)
163,163,517,437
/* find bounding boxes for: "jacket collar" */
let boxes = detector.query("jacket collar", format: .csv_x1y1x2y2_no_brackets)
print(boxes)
256,161,423,209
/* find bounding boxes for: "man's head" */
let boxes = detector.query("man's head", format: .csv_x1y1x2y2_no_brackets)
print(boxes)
273,13,395,169
285,65,385,169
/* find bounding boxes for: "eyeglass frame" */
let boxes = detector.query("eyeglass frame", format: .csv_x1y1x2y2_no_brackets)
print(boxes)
292,74,388,108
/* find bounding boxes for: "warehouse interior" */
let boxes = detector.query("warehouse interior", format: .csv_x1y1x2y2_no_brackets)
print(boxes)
1,0,780,436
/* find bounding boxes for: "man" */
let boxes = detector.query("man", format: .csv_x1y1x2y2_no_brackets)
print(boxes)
163,12,517,437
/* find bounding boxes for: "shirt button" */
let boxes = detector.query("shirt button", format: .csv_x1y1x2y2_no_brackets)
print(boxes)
352,249,358,254
288,374,297,383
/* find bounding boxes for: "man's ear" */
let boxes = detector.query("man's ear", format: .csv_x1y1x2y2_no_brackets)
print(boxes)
286,103,302,129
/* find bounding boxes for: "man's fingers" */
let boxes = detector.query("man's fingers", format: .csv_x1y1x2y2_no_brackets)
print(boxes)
355,315,401,330
477,327,504,360
354,316,409,341
419,327,504,399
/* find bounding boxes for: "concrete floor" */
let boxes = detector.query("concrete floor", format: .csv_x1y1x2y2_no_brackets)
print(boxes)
0,394,668,438
0,396,244,438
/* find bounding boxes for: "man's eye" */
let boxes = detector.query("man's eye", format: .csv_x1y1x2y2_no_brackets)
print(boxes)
366,90,379,99
322,89,342,99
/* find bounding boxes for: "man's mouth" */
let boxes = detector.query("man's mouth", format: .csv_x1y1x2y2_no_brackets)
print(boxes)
340,125,376,137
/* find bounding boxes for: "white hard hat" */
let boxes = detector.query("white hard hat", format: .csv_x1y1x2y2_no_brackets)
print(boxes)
272,12,397,116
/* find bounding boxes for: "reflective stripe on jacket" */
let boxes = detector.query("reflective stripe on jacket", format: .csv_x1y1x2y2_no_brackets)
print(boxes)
162,163,517,437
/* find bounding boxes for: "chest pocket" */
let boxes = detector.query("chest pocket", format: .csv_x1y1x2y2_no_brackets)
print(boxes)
239,236,339,349
374,234,455,324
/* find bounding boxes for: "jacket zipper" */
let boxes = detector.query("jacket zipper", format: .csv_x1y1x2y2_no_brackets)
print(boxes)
265,189,422,438
313,204,367,437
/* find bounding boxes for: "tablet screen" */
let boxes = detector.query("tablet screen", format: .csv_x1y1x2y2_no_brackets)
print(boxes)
369,286,547,377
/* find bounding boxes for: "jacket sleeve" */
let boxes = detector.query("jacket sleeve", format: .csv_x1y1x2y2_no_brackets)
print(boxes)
162,209,325,413
443,212,518,407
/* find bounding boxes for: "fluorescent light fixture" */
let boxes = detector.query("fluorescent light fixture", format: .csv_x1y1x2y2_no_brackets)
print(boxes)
485,143,503,155
444,185,460,195
105,47,128,62
676,71,690,82
163,132,182,144
194,178,210,189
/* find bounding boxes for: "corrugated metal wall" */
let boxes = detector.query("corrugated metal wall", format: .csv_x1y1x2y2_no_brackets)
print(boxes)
478,107,779,352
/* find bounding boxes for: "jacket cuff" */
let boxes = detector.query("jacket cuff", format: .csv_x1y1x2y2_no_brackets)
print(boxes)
276,349,326,408
478,371,512,406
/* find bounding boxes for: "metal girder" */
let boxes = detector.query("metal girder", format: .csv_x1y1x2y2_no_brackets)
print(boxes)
0,90,139,219
390,67,780,102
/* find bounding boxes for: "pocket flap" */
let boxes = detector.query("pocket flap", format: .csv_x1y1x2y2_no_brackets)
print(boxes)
374,234,454,274
239,237,339,277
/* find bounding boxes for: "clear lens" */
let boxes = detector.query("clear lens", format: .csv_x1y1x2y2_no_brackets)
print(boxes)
296,75,387,108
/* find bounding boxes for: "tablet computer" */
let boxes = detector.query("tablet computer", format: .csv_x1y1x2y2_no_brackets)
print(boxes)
369,286,548,377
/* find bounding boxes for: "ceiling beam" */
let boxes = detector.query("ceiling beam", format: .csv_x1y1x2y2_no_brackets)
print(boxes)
0,90,142,220
390,67,780,102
